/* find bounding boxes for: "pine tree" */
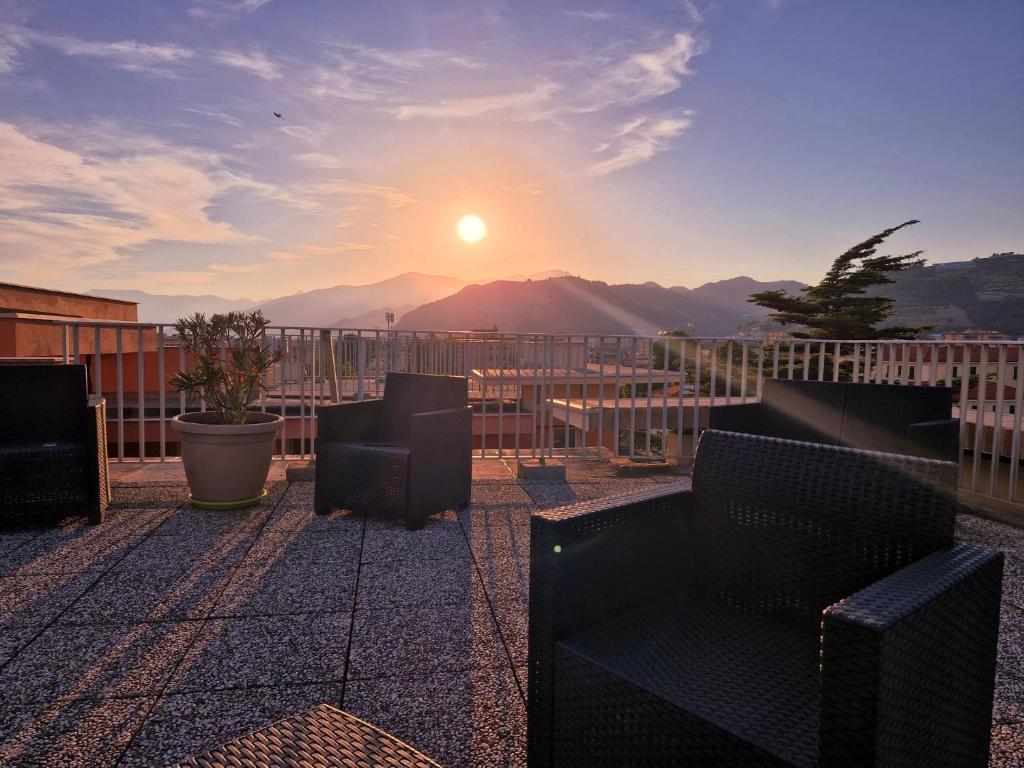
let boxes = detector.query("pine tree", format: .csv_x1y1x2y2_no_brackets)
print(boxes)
749,220,928,339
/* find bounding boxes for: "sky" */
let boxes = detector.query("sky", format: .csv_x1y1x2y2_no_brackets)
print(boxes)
0,0,1021,301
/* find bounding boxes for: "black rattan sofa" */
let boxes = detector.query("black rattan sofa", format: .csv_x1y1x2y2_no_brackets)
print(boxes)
314,372,472,530
0,364,110,525
528,429,1003,767
708,379,959,461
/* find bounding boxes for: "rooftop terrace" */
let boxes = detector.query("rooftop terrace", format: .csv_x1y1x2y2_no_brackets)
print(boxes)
0,460,1021,767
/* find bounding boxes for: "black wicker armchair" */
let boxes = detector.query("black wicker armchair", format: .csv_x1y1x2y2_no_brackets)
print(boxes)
0,364,110,525
709,379,959,461
528,430,1003,767
314,372,471,530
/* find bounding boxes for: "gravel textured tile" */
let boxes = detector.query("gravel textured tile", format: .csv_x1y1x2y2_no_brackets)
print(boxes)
362,519,470,564
167,613,351,694
0,627,38,666
0,535,36,558
0,695,154,768
59,563,235,624
357,557,478,608
212,558,358,617
469,484,533,506
265,503,363,533
344,667,526,768
0,522,156,576
462,512,531,563
0,620,201,703
150,505,271,539
119,527,259,570
241,530,363,565
119,683,344,768
0,573,98,629
520,480,581,509
107,484,187,511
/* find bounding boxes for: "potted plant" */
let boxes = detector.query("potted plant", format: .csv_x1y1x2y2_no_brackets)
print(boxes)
170,311,284,509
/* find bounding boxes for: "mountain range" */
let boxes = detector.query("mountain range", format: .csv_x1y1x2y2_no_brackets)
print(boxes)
88,253,1024,336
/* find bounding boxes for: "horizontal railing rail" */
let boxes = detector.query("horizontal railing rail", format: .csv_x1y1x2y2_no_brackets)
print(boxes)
48,319,1024,513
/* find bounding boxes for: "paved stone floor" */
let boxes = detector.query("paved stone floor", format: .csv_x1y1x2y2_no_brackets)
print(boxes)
0,459,1020,766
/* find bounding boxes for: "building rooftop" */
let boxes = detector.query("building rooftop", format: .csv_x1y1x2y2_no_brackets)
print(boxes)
0,461,1021,767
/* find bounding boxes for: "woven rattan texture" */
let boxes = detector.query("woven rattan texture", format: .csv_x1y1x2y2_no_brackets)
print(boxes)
174,704,441,767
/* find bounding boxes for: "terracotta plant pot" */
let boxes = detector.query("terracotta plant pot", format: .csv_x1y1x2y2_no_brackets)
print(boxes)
171,411,285,509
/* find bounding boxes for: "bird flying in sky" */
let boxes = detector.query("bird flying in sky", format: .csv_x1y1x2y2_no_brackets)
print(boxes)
273,112,283,119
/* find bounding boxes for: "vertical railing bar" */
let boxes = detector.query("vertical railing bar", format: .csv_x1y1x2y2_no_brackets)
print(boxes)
989,345,1007,497
629,337,638,459
676,337,686,463
115,327,124,462
299,330,306,460
72,325,80,365
498,337,505,459
772,340,780,380
481,339,488,459
709,341,718,410
757,341,765,399
661,334,669,459
739,342,748,401
832,341,841,382
137,326,145,462
581,335,589,457
614,338,621,458
724,340,733,405
692,340,702,458
597,337,605,461
515,335,522,460
645,336,654,455
852,343,861,383
913,342,922,385
279,330,286,458
158,326,166,461
93,326,103,402
1008,345,1024,502
61,323,68,364
787,341,795,380
802,341,811,381
971,344,988,491
957,342,969,472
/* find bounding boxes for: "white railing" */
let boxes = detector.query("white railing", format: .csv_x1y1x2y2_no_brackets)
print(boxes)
52,321,1024,513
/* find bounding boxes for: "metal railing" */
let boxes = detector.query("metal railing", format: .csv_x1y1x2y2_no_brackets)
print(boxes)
53,321,1024,512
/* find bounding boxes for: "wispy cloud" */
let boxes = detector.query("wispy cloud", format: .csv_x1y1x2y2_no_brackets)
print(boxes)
3,27,193,75
0,36,20,74
214,48,282,80
333,44,486,71
0,121,253,283
564,10,617,22
187,0,272,22
182,107,245,128
585,113,692,176
297,152,347,169
309,180,416,210
278,125,318,144
395,81,560,121
267,242,375,261
210,262,264,273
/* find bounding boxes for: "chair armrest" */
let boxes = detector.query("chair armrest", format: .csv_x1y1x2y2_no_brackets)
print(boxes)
527,485,692,768
820,543,1003,767
86,396,110,518
707,402,762,434
906,418,960,462
316,399,383,444
407,407,473,524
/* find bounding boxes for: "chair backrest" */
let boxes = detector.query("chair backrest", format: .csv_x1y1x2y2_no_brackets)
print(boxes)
759,379,846,445
0,364,89,443
691,429,957,633
379,373,468,443
841,382,953,453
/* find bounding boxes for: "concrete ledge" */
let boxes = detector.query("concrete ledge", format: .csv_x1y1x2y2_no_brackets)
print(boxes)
286,460,316,481
516,460,566,480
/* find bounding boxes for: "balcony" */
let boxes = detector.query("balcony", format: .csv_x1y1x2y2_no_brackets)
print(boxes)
0,459,1020,766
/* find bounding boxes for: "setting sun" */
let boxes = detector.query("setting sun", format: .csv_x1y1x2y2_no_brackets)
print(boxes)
457,214,487,243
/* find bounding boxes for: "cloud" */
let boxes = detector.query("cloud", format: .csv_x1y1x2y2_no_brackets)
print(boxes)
333,44,486,71
210,262,264,273
187,0,271,22
0,121,253,283
182,107,245,128
279,125,318,144
7,28,193,75
564,10,617,21
681,0,704,25
297,152,347,169
214,48,282,80
309,180,416,210
0,36,20,74
267,242,375,261
395,81,561,121
584,113,692,176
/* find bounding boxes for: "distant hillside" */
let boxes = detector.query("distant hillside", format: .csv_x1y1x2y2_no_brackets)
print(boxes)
253,273,466,327
331,304,418,329
86,289,254,323
878,253,1024,335
679,276,807,327
396,276,801,335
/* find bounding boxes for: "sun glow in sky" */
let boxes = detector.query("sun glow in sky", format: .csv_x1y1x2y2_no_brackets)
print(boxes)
457,215,487,243
0,1,1020,299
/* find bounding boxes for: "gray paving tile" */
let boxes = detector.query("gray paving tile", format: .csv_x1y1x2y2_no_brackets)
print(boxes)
120,683,343,768
150,506,271,539
59,563,235,624
357,557,479,608
470,484,533,506
212,559,358,617
0,535,36,558
0,627,38,666
242,530,363,565
119,528,259,570
362,519,470,564
0,620,201,703
348,599,507,682
0,521,157,576
0,573,98,629
265,503,363,533
107,484,187,511
462,512,531,563
167,613,351,694
0,695,153,768
344,667,526,768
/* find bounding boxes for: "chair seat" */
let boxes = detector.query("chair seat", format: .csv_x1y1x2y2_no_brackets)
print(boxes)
0,442,89,510
558,589,822,767
317,441,409,516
